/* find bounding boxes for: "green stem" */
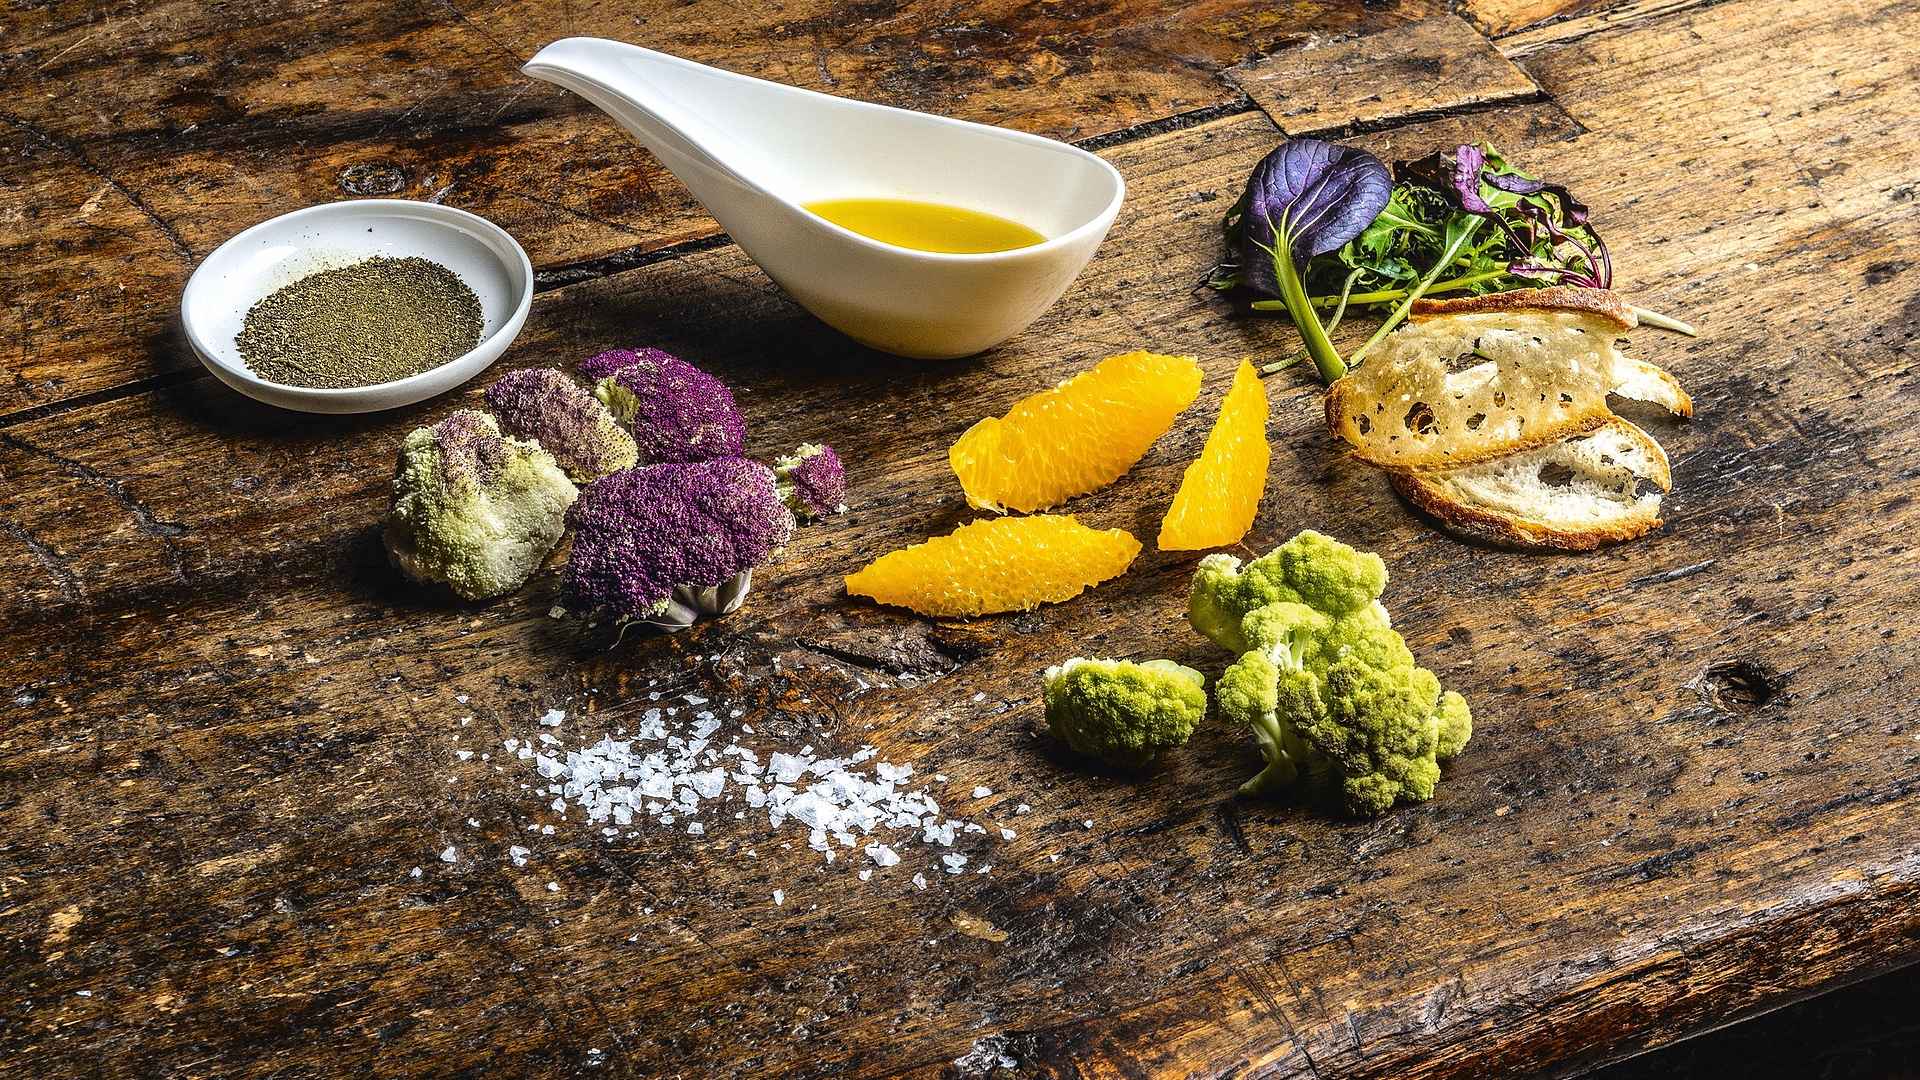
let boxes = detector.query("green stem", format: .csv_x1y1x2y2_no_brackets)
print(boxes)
1350,216,1483,366
1324,266,1367,335
1270,239,1347,383
1308,269,1513,308
1630,306,1699,336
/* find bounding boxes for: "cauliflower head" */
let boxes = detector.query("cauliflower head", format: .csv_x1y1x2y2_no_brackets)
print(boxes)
562,458,795,630
384,410,578,600
484,367,637,483
1043,657,1208,769
774,443,848,521
592,351,745,464
1192,531,1472,816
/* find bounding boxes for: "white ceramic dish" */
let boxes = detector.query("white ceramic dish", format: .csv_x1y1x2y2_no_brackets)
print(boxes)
181,200,534,414
522,39,1124,360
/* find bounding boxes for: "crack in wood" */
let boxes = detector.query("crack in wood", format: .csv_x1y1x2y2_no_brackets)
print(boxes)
0,110,194,265
0,519,84,603
0,432,189,582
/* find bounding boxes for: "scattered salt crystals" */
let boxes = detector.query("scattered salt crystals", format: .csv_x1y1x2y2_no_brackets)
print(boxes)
456,694,469,703
1050,854,1061,862
1000,828,1016,840
460,716,472,726
457,750,473,761
410,866,422,877
773,890,785,906
1016,804,1030,814
935,774,949,782
1084,820,1094,829
972,692,986,702
497,701,1015,898
539,709,566,727
509,845,530,867
467,818,480,827
75,990,91,997
977,865,992,874
547,882,560,892
439,846,458,863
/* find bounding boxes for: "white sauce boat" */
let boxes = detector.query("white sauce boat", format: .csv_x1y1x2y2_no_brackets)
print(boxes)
522,39,1125,359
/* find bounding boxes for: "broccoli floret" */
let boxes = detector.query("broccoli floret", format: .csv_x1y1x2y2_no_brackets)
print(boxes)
1185,530,1388,653
484,368,638,483
383,410,578,600
1190,531,1471,816
592,352,745,464
578,347,680,383
562,458,794,632
774,443,848,521
1042,657,1207,769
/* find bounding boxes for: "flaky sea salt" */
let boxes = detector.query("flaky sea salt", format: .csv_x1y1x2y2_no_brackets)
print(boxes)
439,846,457,863
495,692,1015,898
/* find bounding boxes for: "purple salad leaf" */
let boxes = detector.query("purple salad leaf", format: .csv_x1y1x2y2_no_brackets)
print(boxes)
1238,139,1393,298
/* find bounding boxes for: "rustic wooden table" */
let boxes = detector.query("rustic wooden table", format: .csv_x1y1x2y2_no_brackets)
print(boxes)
5,0,1918,1076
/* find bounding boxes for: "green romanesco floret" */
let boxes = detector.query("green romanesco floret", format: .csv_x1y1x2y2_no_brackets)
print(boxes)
384,410,578,600
1186,529,1388,653
1192,530,1472,817
1042,657,1208,769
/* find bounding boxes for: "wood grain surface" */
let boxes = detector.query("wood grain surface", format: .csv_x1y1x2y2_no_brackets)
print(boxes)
5,0,1920,1077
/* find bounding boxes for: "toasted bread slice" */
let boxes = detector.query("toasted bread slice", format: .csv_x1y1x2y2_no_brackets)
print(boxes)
1326,288,1687,471
1611,356,1694,417
1389,418,1671,550
1410,286,1635,327
1417,287,1693,417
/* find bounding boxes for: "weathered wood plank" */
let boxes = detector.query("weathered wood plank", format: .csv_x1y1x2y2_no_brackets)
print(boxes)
5,1,1920,1076
0,0,1452,415
1229,15,1542,136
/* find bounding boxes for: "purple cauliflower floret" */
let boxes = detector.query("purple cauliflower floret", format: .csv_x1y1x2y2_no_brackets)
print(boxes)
483,368,637,483
590,352,746,464
773,443,847,521
563,458,795,631
578,347,679,384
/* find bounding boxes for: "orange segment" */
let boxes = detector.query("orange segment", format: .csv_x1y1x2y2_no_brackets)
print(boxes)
949,350,1204,513
1158,359,1271,551
845,515,1141,617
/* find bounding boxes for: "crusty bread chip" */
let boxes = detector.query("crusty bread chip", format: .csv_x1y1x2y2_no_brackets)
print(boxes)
1410,285,1635,328
1325,288,1687,471
1390,418,1671,550
1611,356,1694,418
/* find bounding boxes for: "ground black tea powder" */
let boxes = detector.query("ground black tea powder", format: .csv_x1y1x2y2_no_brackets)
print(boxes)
237,256,483,388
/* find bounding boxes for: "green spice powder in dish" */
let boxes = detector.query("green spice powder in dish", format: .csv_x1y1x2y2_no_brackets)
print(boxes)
236,256,483,389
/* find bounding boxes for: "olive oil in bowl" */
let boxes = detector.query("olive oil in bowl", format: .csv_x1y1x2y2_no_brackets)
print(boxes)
804,198,1047,254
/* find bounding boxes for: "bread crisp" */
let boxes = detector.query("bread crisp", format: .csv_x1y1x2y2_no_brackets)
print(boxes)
1324,288,1688,472
1389,418,1671,550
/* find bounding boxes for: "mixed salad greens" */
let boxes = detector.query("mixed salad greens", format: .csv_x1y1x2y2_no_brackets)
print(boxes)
1211,139,1695,382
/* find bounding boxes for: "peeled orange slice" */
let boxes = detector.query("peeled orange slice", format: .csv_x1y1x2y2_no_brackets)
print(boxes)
950,350,1203,513
845,515,1141,617
1159,359,1270,551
